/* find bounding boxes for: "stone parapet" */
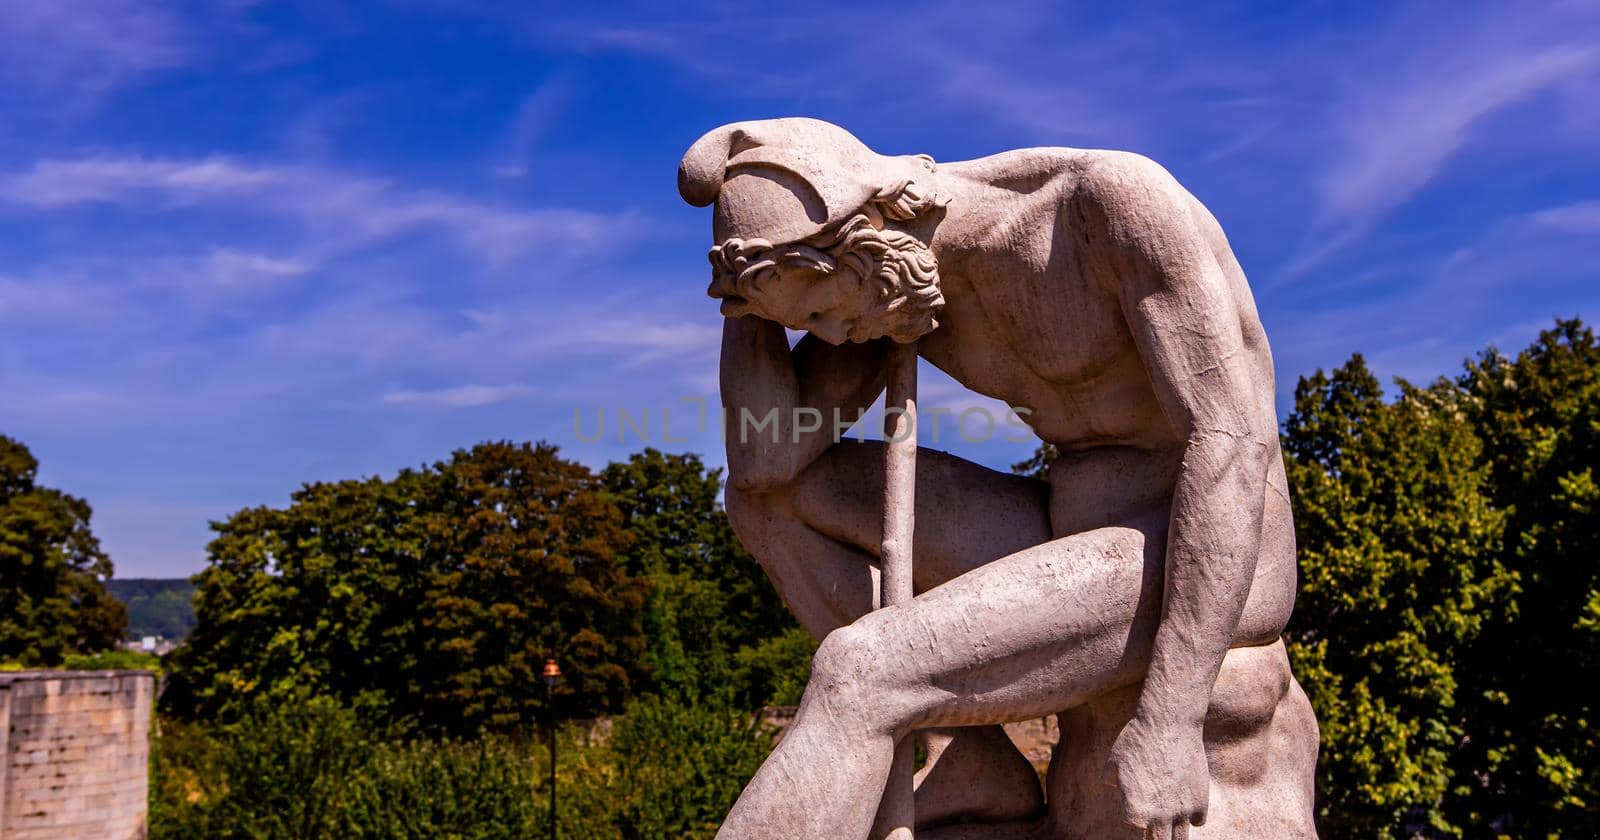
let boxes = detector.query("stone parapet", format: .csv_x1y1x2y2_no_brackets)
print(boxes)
0,671,153,840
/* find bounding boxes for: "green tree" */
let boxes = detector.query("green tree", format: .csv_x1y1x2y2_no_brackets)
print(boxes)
161,469,440,725
421,441,647,731
0,435,125,663
163,441,647,734
1281,357,1512,836
107,578,197,640
569,694,776,839
1458,320,1600,833
599,449,799,704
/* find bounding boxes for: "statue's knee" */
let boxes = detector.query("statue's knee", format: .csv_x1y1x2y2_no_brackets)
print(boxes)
810,627,888,702
811,625,871,687
809,625,921,731
724,481,787,544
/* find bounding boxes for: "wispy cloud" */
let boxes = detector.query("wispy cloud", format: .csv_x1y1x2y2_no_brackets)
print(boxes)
0,0,193,94
495,78,577,179
382,384,539,408
1287,15,1599,276
0,155,638,265
539,316,722,365
1270,194,1600,396
2,157,275,205
1528,199,1600,233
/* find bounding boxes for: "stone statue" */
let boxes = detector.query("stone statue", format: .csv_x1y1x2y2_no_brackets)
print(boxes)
679,118,1319,840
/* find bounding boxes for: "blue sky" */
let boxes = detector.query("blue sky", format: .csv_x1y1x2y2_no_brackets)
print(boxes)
1,1,1596,578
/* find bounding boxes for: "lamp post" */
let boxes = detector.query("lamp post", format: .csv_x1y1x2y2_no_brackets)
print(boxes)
543,658,561,839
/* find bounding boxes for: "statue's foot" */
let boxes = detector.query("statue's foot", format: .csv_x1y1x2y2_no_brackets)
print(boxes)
914,725,1047,829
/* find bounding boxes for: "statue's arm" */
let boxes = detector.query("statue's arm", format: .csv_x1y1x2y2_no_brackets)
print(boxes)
1090,155,1274,826
720,315,891,492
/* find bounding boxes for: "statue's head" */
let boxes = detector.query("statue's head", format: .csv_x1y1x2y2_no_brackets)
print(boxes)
679,118,946,345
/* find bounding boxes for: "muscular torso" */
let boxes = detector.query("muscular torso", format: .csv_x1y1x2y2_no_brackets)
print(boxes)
916,149,1296,645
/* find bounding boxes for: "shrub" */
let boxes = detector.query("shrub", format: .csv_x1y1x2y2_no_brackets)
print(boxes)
63,649,162,673
151,692,775,838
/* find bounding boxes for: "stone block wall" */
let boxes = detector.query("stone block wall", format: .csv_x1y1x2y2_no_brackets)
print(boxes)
0,671,153,840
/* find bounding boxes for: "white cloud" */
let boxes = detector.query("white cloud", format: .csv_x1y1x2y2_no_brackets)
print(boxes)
0,249,312,330
382,384,539,408
2,157,276,206
1286,13,1599,276
543,317,722,363
1320,45,1594,226
0,0,193,93
495,77,577,180
0,155,636,265
199,249,312,288
1528,199,1600,233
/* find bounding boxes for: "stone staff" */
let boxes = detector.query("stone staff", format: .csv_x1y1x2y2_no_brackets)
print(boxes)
873,340,918,840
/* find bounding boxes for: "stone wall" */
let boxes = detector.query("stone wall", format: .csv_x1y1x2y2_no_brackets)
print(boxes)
0,671,153,840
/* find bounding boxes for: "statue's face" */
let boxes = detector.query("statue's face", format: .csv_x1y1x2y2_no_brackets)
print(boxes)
742,258,889,345
709,216,945,346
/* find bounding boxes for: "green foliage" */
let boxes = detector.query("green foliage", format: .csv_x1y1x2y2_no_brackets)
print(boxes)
1457,320,1600,834
1010,442,1059,480
0,435,126,664
107,578,197,640
151,693,772,840
154,695,376,839
162,441,648,734
1281,356,1512,836
599,449,799,705
339,737,547,839
732,626,816,707
62,648,162,673
564,694,776,839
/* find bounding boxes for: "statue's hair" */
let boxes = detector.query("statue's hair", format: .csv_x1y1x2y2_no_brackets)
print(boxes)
707,177,944,336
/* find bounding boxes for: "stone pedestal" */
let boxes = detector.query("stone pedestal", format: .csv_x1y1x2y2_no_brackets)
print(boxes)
921,642,1318,839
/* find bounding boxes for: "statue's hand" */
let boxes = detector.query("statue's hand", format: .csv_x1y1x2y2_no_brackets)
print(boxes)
1106,715,1209,839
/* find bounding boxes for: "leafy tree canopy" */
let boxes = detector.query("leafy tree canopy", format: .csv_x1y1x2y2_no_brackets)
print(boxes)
0,435,125,664
163,441,647,734
598,449,803,706
108,578,197,640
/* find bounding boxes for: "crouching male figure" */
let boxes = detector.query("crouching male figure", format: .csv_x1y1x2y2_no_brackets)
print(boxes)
679,118,1319,840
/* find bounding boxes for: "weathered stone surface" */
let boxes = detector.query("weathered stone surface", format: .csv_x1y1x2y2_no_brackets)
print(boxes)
680,118,1319,839
0,671,153,840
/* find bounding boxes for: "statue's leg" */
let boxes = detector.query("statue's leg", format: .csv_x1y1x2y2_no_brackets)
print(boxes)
715,511,1171,840
725,441,1052,827
725,440,1053,636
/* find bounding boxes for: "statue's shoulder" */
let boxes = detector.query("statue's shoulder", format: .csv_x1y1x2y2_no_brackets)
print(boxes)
947,147,1182,206
944,146,1085,192
1060,149,1202,235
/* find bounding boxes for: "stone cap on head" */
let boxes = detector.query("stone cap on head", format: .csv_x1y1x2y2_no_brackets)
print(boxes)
679,117,931,246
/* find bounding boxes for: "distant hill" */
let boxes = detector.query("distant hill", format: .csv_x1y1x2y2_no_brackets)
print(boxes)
106,578,196,641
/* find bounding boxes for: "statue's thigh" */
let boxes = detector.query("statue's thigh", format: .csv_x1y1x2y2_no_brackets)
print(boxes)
788,441,1053,587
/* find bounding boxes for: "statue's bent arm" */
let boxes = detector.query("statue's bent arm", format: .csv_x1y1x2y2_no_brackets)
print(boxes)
1090,157,1276,829
720,314,891,493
